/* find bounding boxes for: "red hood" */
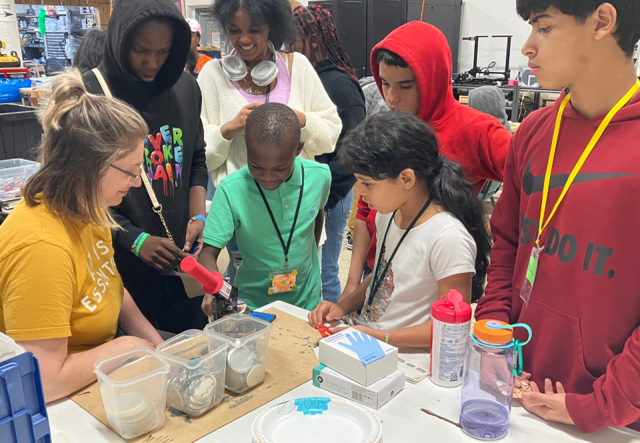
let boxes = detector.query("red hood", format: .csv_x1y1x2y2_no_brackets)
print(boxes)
371,21,457,126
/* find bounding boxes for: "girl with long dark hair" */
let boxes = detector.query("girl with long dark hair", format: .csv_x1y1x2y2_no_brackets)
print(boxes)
309,111,491,348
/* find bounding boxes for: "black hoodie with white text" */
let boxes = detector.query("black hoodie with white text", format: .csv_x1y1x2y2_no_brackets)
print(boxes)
83,0,208,310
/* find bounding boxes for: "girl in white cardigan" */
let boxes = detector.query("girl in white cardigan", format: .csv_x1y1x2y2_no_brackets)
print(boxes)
197,0,341,188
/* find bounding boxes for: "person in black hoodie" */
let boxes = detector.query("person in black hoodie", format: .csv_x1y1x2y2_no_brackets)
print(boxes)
83,0,209,333
293,5,366,303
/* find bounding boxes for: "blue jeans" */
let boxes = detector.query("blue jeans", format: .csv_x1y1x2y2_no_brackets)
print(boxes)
320,189,354,303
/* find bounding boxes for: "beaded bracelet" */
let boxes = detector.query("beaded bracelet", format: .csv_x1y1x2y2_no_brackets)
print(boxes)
130,232,146,252
188,215,207,226
133,233,151,257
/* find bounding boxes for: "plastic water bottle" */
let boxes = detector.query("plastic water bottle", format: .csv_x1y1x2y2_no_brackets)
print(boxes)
460,320,516,440
430,289,471,387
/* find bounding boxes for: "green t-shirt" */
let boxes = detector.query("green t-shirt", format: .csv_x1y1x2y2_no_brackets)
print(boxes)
203,158,331,311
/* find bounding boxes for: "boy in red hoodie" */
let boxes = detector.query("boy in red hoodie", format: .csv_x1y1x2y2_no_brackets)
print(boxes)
475,0,640,433
342,21,512,298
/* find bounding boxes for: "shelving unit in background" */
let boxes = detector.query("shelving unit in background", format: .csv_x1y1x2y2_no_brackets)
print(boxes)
453,84,562,123
16,5,101,74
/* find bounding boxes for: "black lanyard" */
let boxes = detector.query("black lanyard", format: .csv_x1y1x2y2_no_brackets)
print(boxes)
367,195,434,306
254,164,305,268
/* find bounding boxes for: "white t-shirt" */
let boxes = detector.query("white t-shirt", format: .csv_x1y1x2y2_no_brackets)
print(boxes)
358,211,477,330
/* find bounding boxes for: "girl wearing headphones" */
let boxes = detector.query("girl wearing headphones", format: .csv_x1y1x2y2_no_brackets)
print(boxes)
198,0,341,280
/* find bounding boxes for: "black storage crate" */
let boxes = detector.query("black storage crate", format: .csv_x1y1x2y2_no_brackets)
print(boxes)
0,104,42,161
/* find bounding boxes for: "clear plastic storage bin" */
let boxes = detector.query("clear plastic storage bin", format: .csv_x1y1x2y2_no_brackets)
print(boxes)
94,348,169,439
156,330,228,416
205,314,272,394
0,159,40,204
0,331,25,363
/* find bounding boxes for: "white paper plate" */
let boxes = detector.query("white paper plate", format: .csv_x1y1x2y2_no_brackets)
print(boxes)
251,397,382,443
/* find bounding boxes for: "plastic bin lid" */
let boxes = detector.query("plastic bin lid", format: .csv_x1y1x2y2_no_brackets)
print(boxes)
0,352,51,443
156,329,228,368
94,347,169,387
205,313,272,348
0,332,25,364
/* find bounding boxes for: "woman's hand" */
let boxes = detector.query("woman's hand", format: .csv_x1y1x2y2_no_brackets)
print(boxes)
221,103,261,140
292,109,307,128
308,301,346,328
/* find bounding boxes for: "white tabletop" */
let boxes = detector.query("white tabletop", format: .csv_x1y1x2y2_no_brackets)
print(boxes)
48,301,640,443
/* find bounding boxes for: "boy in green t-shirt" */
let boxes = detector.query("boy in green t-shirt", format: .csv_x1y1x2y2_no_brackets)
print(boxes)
199,103,331,313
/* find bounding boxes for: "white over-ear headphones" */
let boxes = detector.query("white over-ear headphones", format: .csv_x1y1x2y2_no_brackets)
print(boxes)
222,41,279,86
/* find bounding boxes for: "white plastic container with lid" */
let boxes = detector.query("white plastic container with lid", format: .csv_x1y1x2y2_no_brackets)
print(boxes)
0,331,25,364
94,348,170,439
156,330,228,416
430,289,472,387
205,313,272,394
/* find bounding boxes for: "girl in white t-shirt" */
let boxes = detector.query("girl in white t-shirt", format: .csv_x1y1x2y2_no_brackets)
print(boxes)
308,111,492,348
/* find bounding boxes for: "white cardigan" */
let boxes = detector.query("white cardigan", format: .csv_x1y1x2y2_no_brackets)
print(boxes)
198,52,342,186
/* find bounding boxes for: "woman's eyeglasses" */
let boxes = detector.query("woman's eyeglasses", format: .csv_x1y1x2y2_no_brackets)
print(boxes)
110,164,143,187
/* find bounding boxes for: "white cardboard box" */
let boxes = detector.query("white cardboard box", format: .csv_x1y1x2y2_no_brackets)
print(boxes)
318,328,398,386
313,364,405,410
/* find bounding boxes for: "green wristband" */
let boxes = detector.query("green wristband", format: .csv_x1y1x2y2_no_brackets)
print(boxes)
134,233,150,257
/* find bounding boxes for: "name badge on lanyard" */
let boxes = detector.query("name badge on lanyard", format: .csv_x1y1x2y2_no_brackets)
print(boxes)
519,80,640,306
254,164,305,295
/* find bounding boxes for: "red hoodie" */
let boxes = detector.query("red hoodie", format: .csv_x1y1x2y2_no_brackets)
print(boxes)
475,89,640,433
357,21,512,268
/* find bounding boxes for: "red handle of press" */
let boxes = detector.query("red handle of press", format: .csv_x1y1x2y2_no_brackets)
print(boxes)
181,256,224,294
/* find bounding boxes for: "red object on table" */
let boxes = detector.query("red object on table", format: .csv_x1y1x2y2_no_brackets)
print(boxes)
0,68,29,80
180,256,225,294
317,325,333,338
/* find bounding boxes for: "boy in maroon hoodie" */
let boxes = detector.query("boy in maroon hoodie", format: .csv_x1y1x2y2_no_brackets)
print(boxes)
342,21,511,299
475,0,640,433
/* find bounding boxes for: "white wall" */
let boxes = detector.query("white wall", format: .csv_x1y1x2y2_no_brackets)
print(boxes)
459,0,531,79
184,0,213,19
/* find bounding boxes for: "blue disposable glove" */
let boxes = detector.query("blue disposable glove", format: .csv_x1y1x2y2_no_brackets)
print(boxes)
338,331,385,365
294,397,331,415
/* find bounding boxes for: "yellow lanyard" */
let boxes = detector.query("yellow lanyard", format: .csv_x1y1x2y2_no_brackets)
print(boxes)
537,80,640,246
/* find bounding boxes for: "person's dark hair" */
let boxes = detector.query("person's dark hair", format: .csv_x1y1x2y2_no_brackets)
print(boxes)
516,0,640,56
339,111,491,303
214,0,298,50
245,103,301,148
376,48,408,68
186,50,197,76
292,5,357,80
72,29,106,73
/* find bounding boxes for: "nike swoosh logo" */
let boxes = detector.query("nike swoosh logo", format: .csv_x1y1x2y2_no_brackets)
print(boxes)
522,159,635,196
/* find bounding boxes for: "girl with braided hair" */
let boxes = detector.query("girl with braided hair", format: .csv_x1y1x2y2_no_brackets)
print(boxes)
293,5,366,303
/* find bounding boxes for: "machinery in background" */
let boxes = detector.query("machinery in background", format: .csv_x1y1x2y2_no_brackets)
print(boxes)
454,35,512,86
0,42,21,68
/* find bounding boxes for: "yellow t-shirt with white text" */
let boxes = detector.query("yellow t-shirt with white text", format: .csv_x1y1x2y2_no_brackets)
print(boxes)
0,200,123,353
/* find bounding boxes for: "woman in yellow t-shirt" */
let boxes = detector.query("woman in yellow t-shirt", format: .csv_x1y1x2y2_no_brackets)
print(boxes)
0,69,164,403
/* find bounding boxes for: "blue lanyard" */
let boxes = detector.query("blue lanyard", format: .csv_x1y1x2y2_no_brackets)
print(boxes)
471,323,532,377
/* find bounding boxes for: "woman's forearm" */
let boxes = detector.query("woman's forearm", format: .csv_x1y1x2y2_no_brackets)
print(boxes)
18,336,150,403
119,289,163,346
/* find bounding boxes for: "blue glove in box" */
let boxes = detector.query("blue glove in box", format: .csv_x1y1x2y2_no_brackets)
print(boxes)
0,352,51,442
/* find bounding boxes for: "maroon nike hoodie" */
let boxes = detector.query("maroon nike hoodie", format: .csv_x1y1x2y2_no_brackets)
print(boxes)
475,88,640,433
